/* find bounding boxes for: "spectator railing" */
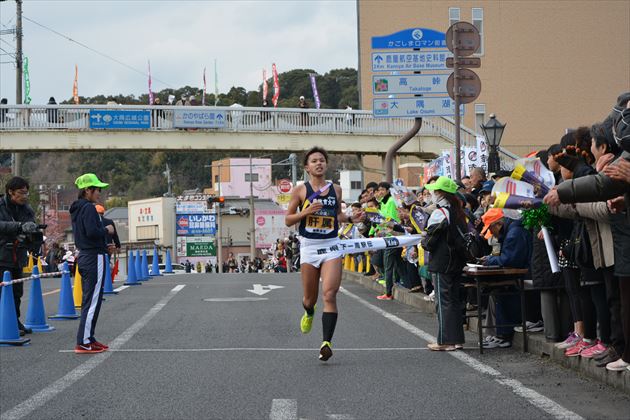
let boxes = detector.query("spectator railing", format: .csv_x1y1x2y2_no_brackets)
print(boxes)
0,104,517,165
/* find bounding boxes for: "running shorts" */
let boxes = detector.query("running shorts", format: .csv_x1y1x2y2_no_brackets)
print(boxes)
299,237,344,268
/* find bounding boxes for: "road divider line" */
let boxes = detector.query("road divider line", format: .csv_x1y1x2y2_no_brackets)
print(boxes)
269,399,297,420
339,287,584,420
42,288,60,297
113,285,129,292
1,284,186,420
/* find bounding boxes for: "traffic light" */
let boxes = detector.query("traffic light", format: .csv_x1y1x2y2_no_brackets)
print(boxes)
207,196,225,208
246,231,250,240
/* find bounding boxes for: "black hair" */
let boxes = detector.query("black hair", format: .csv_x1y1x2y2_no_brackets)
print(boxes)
439,191,466,224
350,202,362,209
560,127,595,165
365,182,378,190
1,98,7,104
367,197,379,206
5,176,29,195
591,120,620,156
303,146,328,166
535,150,550,170
547,144,562,156
463,193,479,212
77,186,99,199
377,181,391,190
427,175,440,184
461,176,470,180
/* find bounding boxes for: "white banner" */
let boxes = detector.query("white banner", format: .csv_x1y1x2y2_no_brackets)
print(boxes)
300,235,423,256
476,136,489,173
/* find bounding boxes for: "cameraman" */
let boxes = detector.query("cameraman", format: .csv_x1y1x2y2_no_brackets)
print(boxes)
0,176,38,336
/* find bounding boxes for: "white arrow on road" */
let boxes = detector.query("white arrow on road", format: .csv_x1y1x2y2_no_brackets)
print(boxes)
247,284,284,296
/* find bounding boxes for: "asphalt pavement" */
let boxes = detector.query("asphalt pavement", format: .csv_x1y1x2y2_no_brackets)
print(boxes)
1,272,629,420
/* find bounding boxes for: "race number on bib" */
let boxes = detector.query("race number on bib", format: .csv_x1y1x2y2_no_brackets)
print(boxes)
305,215,335,234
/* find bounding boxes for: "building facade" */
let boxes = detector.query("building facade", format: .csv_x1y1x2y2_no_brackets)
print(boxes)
208,158,274,199
358,0,630,157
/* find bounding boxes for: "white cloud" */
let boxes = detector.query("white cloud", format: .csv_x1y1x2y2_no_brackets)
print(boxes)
0,0,357,103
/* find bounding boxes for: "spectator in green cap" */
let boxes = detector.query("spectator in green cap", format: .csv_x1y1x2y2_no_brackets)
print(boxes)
421,176,469,351
70,173,114,354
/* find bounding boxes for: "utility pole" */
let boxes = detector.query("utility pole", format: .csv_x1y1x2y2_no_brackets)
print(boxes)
289,153,297,185
216,163,223,273
13,0,23,176
249,155,256,259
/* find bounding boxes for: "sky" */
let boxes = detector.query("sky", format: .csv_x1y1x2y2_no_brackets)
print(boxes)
0,0,358,104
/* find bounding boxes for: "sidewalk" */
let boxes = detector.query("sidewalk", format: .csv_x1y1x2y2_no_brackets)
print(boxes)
343,270,630,395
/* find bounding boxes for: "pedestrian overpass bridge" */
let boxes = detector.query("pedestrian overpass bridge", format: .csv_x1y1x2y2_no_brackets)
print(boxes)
0,105,504,161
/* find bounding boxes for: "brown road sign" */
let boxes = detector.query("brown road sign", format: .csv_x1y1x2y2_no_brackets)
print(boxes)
446,21,480,57
446,57,481,69
447,69,481,104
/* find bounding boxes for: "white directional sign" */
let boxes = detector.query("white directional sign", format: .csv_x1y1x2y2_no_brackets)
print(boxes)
373,97,464,118
372,74,449,95
372,52,448,72
247,284,284,296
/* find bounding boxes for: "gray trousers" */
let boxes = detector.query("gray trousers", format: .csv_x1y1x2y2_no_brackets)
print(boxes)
434,272,465,345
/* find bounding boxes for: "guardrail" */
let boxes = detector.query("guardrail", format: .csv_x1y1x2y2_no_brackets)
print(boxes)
0,104,516,165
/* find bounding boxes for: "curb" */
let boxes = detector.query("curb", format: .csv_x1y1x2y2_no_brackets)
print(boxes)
343,270,630,395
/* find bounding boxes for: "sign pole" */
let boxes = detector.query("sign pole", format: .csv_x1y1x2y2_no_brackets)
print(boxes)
217,163,223,273
453,25,462,181
249,155,256,259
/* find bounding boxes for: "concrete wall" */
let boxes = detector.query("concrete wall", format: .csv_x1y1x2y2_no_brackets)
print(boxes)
358,0,630,156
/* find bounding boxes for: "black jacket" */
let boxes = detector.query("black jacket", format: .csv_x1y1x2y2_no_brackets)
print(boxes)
102,216,121,248
531,226,562,288
557,152,630,222
0,195,36,268
421,204,467,275
70,199,108,254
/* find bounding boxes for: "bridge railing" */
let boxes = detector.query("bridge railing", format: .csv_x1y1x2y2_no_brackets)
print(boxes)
0,104,516,165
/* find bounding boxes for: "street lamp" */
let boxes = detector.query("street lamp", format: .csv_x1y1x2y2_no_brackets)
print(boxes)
480,114,506,173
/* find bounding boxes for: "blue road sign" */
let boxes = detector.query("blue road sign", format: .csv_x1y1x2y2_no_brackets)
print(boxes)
372,28,447,50
372,97,464,118
372,52,448,72
89,109,151,129
373,74,449,95
173,109,226,129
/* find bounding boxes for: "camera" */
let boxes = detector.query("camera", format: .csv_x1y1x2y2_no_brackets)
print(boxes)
16,224,47,253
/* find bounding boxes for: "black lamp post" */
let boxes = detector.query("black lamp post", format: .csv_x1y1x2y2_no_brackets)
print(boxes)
480,114,506,173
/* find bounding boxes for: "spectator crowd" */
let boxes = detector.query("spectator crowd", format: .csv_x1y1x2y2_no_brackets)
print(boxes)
328,92,630,371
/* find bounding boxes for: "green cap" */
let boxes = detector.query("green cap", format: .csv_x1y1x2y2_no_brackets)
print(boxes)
424,176,458,194
75,173,109,189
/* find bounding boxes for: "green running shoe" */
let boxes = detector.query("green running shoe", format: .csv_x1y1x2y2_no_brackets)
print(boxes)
300,312,314,334
300,304,316,334
319,341,333,361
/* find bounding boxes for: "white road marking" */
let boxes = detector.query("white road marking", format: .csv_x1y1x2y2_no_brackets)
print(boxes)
113,285,129,292
327,415,355,420
1,285,186,420
339,287,584,420
203,297,269,302
58,347,435,353
269,399,297,420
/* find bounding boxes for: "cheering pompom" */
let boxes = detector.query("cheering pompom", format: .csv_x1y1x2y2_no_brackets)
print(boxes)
521,204,551,230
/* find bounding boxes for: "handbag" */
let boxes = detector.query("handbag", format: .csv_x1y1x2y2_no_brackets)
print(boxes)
569,220,594,269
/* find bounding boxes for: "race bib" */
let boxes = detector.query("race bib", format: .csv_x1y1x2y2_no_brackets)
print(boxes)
305,215,336,234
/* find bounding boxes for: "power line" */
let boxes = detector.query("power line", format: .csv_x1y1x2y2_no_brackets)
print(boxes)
21,15,173,88
0,46,16,58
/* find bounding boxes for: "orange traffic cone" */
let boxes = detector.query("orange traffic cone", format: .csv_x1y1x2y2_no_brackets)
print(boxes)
73,264,82,309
